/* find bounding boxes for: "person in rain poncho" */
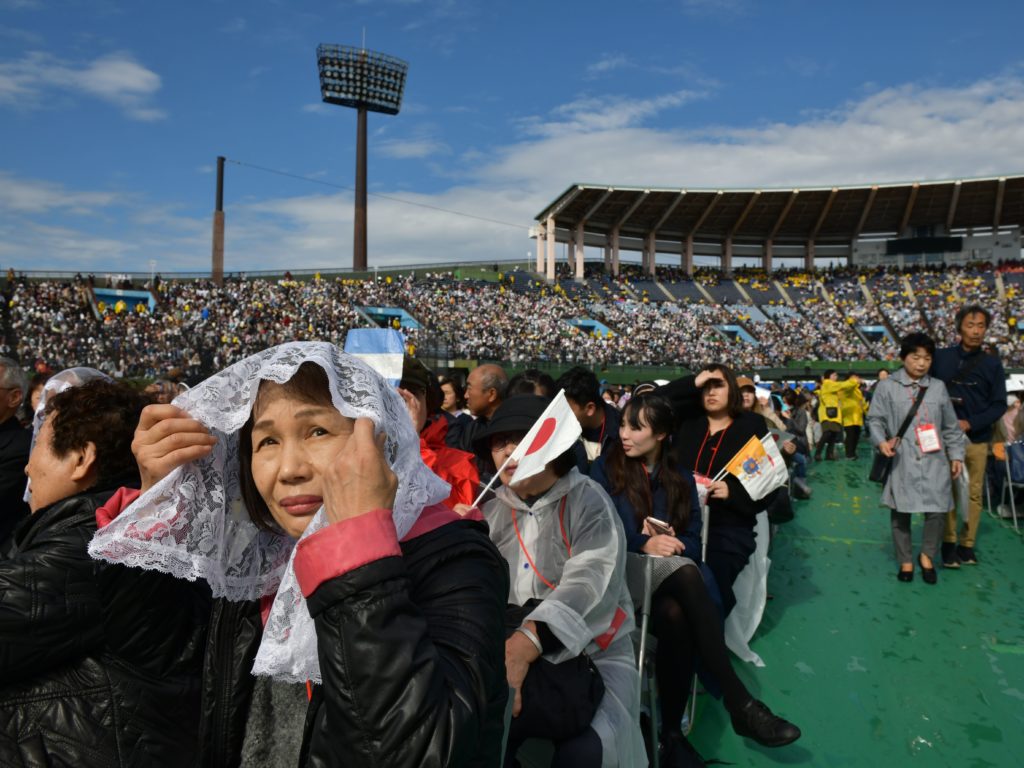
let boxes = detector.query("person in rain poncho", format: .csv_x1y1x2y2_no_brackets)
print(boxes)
89,342,509,768
465,394,647,768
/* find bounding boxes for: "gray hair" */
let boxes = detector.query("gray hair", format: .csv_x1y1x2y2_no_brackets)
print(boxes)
0,357,27,396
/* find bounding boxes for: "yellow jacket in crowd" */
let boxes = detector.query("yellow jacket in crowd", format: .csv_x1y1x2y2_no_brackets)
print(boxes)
840,383,867,428
818,378,859,425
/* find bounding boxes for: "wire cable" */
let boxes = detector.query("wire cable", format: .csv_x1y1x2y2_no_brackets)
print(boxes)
225,158,527,231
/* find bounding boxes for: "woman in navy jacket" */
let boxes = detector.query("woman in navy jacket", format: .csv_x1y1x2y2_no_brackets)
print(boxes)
591,393,800,759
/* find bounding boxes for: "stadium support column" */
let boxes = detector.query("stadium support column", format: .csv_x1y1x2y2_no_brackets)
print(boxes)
545,215,556,282
574,222,585,279
603,243,611,271
211,155,225,287
683,235,694,277
805,240,815,271
643,232,656,276
536,229,544,273
763,240,773,272
722,237,733,277
610,227,621,277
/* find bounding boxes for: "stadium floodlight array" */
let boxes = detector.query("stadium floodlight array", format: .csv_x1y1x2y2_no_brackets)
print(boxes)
316,45,408,115
316,44,408,271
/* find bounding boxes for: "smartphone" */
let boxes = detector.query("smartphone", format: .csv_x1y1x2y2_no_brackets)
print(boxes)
645,516,673,536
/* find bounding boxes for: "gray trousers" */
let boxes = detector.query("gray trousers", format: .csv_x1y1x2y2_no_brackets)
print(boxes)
891,511,944,564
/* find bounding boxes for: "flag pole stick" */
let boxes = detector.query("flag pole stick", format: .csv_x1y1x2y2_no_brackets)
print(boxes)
471,453,515,509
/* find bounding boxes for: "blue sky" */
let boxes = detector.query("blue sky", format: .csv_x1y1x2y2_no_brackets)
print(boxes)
2,0,1024,273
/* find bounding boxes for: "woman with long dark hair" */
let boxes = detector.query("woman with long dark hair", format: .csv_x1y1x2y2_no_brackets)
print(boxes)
592,394,799,762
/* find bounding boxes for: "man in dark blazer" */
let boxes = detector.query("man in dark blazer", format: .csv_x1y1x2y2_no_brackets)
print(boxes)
930,306,1006,568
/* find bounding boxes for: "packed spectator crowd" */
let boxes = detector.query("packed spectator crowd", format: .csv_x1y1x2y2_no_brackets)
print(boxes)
0,264,1010,767
2,261,1021,382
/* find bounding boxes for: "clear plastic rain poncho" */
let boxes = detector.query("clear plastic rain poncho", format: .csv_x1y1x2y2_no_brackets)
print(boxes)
89,342,450,683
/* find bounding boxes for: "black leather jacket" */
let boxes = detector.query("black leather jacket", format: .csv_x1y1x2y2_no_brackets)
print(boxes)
201,518,509,768
0,487,211,767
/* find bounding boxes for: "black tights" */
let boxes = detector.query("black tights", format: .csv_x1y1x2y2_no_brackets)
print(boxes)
505,726,601,768
651,565,751,735
844,425,862,458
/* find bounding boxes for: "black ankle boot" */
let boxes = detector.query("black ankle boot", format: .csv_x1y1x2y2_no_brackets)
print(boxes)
659,731,706,768
730,699,802,747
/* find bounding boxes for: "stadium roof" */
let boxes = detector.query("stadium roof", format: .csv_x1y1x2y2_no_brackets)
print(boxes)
535,175,1024,243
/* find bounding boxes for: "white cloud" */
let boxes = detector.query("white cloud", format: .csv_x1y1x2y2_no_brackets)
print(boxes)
222,17,247,33
522,89,708,137
8,75,1024,271
0,172,119,214
377,137,450,159
586,53,632,77
0,50,165,120
302,102,332,115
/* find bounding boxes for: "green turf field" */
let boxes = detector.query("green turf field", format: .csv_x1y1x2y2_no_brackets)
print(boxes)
689,452,1024,767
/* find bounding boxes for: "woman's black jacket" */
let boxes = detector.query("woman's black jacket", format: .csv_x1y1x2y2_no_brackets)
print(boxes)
0,487,211,767
200,517,510,768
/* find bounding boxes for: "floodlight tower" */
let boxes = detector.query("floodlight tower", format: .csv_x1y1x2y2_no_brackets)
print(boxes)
316,44,408,272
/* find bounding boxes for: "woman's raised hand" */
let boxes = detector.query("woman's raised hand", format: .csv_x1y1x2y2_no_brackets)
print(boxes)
322,418,398,525
133,405,217,493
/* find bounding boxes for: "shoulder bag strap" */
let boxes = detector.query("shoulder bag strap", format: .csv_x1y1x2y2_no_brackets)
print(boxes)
893,386,928,441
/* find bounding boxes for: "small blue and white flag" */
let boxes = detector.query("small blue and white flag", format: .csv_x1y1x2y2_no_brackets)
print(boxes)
344,328,405,386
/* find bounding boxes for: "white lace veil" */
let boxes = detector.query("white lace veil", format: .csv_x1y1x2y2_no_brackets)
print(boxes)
26,367,113,503
88,342,450,683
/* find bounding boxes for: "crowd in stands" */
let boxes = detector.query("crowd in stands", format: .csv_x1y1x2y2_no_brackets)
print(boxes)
2,262,1022,382
0,272,1010,767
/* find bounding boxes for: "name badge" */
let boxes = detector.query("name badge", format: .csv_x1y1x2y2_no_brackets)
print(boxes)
692,472,713,507
915,423,942,453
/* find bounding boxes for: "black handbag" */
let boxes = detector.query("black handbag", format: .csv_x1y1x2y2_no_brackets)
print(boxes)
505,601,606,742
869,385,928,485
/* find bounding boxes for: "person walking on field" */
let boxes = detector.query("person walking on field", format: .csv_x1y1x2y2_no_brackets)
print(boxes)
868,333,965,585
929,306,1006,568
840,375,867,460
815,371,857,461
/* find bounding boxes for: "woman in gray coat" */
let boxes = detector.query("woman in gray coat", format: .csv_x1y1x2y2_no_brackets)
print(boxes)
867,333,965,584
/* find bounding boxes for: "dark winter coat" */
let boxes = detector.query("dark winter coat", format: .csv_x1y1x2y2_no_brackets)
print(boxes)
0,487,210,767
200,518,510,768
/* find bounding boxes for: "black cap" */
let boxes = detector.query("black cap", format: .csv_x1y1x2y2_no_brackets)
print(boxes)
471,395,549,456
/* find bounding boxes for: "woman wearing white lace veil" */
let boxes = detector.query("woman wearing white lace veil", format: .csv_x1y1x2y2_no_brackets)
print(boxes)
89,342,509,768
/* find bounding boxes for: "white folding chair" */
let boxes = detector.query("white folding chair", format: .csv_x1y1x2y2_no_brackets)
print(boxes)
1000,441,1023,532
626,553,661,766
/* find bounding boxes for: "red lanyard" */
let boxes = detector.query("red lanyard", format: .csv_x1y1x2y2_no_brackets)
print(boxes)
908,385,932,425
511,496,570,591
695,422,730,477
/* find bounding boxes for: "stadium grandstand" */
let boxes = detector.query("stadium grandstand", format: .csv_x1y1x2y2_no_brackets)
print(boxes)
3,174,1022,382
532,175,1023,278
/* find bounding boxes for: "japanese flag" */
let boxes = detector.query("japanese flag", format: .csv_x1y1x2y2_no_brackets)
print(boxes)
506,390,583,487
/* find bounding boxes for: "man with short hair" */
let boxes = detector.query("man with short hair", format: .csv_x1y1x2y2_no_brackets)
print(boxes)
0,357,30,553
445,363,508,453
931,305,1006,568
556,366,620,468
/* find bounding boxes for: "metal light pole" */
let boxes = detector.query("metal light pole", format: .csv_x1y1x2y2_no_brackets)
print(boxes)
211,155,225,286
316,44,408,272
